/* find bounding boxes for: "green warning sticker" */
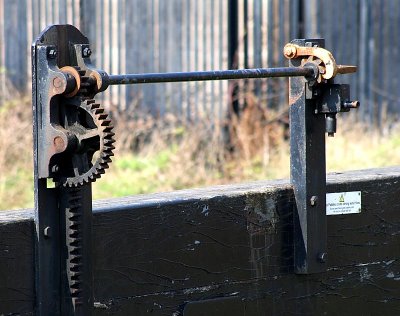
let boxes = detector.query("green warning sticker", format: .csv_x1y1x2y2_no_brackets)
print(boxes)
326,191,361,215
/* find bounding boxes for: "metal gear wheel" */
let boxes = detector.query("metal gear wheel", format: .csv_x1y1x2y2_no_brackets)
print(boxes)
301,56,325,83
52,66,115,187
59,98,115,187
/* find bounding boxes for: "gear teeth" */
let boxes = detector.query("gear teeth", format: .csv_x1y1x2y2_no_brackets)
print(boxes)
62,98,115,188
101,157,112,164
104,138,114,145
64,188,85,305
101,119,112,126
105,132,116,139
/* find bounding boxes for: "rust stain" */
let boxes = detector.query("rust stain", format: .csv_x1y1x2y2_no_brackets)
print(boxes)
53,136,66,153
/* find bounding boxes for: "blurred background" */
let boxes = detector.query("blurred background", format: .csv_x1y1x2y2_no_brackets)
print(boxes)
0,0,399,210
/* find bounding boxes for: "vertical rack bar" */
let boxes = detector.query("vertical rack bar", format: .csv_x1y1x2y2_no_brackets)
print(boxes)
289,38,327,274
59,185,93,315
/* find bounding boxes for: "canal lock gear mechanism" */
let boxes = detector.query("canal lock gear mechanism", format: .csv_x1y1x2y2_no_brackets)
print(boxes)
284,42,359,136
35,43,114,188
33,26,359,315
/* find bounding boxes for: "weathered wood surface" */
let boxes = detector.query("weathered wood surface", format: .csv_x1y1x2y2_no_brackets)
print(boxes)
1,167,400,315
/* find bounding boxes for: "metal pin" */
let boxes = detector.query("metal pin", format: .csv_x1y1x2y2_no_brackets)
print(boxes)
317,252,327,263
310,196,318,207
43,226,51,238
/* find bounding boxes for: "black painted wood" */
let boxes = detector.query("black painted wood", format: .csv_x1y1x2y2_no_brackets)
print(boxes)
1,167,400,315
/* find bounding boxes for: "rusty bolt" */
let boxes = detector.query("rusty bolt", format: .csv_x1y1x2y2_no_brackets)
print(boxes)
53,136,66,153
47,48,57,59
283,44,297,59
82,47,92,58
310,196,318,207
52,76,66,94
53,77,63,89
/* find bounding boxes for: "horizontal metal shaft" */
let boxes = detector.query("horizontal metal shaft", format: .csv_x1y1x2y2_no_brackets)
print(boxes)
108,67,313,85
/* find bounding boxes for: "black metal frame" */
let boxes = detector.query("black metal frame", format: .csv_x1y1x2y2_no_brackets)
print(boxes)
32,25,358,315
289,39,328,273
32,26,95,315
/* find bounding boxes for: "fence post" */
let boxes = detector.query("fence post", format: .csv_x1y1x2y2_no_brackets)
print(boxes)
228,0,239,116
4,1,27,93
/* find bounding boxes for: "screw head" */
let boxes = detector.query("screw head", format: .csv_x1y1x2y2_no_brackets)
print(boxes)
44,226,51,238
317,252,327,263
47,48,57,59
82,47,92,57
310,195,318,207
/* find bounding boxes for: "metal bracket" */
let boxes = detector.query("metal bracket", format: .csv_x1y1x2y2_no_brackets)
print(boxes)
284,43,357,80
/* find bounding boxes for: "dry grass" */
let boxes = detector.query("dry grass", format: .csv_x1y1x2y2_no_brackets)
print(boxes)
106,93,291,194
0,95,34,209
326,119,400,172
0,94,399,210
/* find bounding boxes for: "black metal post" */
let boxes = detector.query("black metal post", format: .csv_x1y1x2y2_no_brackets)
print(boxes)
289,39,327,274
32,25,94,315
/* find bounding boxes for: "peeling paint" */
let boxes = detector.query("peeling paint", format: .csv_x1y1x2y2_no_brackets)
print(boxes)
201,205,209,216
183,285,214,295
387,272,395,278
356,261,381,267
359,267,372,282
94,301,111,310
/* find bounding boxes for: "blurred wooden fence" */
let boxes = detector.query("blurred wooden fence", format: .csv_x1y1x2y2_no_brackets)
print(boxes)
0,0,399,127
